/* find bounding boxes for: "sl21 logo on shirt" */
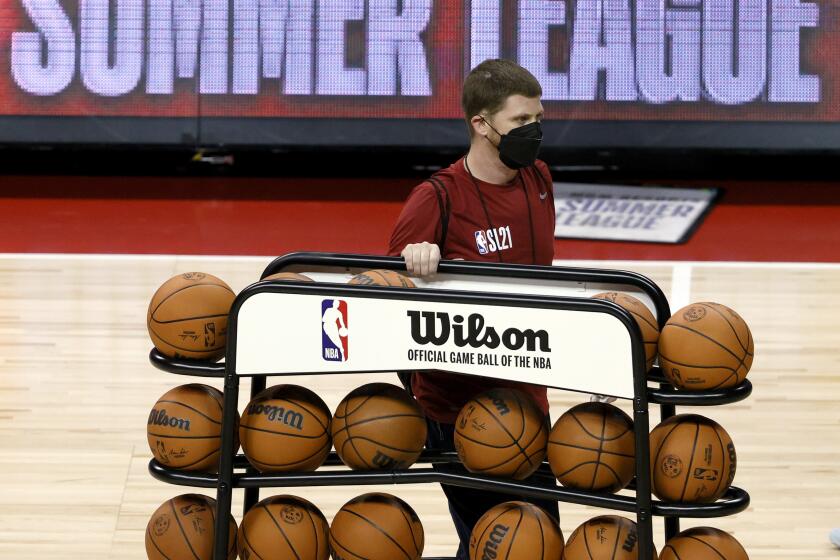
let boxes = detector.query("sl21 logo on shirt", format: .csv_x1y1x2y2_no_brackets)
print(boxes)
474,226,513,255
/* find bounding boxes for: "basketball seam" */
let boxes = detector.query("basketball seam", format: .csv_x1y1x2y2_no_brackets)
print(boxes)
303,507,323,560
147,524,175,560
282,396,330,432
472,398,531,464
262,503,303,560
656,354,738,373
473,505,518,557
609,519,621,560
345,415,374,469
536,506,546,560
503,508,525,560
508,390,529,448
663,323,750,371
679,424,701,502
331,413,426,437
397,504,421,556
154,399,222,425
152,312,230,325
247,437,329,468
335,392,377,419
169,499,202,560
700,303,752,355
151,283,233,319
195,384,224,411
663,544,683,560
340,509,413,560
548,440,634,458
240,526,269,560
330,531,374,560
239,424,327,439
711,425,728,499
582,521,595,560
652,421,682,497
166,447,218,470
340,434,425,454
683,535,729,559
148,324,225,354
589,412,608,491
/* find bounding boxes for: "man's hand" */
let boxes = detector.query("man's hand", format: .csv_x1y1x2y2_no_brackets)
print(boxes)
401,242,441,277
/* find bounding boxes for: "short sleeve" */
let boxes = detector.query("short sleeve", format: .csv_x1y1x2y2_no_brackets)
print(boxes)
387,182,444,257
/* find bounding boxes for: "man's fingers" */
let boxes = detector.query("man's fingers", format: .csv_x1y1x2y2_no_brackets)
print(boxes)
428,245,441,275
401,247,414,273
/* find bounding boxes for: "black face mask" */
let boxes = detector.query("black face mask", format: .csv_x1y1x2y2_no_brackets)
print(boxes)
482,117,543,169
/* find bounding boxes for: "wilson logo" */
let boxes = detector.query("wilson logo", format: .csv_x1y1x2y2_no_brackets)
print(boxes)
406,311,551,352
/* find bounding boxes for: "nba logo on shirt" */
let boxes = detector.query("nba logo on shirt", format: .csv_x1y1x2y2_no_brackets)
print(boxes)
474,230,489,255
321,299,349,361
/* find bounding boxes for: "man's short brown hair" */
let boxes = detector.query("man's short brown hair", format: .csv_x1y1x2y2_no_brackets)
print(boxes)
461,59,542,137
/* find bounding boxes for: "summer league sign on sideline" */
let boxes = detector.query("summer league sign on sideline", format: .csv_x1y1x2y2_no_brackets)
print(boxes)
553,183,719,244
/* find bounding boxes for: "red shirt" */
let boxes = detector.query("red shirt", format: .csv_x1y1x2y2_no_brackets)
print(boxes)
388,156,556,423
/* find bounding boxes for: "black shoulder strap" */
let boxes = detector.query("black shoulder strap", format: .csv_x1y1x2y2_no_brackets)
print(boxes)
426,174,450,250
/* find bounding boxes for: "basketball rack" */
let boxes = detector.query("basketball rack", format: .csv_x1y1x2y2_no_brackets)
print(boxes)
148,252,752,560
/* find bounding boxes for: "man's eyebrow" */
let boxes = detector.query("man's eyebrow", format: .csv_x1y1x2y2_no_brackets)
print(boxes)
514,111,545,119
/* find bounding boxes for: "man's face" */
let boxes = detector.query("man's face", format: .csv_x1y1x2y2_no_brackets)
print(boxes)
481,95,544,139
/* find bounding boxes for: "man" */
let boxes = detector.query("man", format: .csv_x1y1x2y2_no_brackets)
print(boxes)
388,58,558,559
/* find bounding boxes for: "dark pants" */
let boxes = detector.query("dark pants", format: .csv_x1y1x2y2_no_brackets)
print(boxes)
426,418,560,560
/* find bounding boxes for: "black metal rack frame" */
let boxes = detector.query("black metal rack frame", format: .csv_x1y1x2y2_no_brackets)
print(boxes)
147,252,752,560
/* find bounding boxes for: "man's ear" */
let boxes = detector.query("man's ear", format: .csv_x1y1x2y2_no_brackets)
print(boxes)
470,115,487,138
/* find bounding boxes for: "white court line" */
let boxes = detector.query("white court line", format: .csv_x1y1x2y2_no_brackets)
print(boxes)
0,253,838,269
669,263,693,311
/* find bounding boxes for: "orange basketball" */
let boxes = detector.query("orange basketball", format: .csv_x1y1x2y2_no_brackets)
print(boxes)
239,384,332,472
454,388,548,480
547,402,635,492
658,302,753,390
263,272,314,282
329,493,424,560
592,292,659,371
649,414,736,503
331,383,427,470
238,495,329,560
469,501,564,560
348,269,416,287
147,272,235,361
147,384,239,472
562,515,656,559
660,527,748,560
145,494,237,560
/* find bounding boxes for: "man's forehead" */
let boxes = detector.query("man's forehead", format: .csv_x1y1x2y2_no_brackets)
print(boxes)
499,95,544,115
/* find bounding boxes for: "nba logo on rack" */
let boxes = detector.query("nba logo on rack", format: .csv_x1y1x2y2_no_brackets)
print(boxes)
321,299,349,362
474,230,489,255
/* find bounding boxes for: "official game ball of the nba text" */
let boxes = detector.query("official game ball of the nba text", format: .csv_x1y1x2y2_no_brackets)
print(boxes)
592,292,659,371
348,269,416,287
239,384,332,472
237,495,329,560
562,515,657,559
649,414,736,503
658,302,753,390
145,494,237,560
147,384,238,472
329,493,424,560
660,527,749,559
147,272,235,361
454,388,548,480
469,501,564,560
262,272,314,282
331,383,427,470
548,402,635,492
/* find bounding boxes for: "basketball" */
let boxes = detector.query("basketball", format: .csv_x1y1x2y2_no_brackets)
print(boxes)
237,495,329,560
147,272,235,361
329,492,424,560
660,527,748,559
649,414,736,503
658,302,754,390
454,388,548,480
331,383,427,470
592,292,659,371
348,268,416,287
563,515,657,559
469,501,564,560
263,272,314,282
145,494,237,560
239,384,332,472
147,384,238,472
547,402,635,492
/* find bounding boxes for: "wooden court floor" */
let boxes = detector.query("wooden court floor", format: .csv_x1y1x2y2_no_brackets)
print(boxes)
0,254,838,559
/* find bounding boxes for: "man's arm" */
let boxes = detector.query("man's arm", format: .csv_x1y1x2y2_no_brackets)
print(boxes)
388,183,444,277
